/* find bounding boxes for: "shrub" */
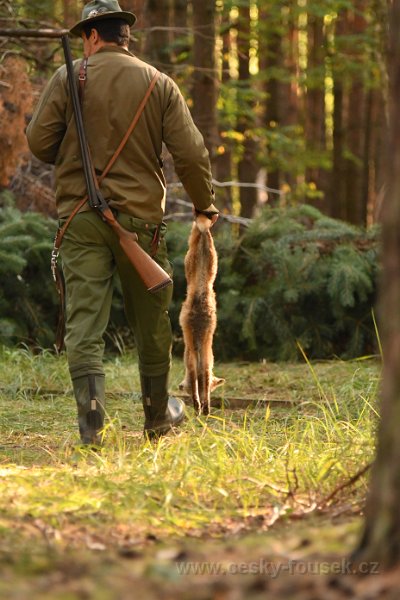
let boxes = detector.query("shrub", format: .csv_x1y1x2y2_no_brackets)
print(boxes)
0,192,58,347
212,204,380,360
0,197,380,361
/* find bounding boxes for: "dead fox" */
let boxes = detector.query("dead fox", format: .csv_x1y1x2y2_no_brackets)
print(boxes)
179,213,224,415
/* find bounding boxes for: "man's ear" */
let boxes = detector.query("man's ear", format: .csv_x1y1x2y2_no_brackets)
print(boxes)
91,28,99,43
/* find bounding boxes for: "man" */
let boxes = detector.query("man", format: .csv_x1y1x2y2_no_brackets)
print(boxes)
26,0,218,444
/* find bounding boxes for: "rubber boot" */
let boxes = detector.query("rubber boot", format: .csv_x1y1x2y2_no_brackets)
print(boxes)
72,374,105,445
140,373,185,440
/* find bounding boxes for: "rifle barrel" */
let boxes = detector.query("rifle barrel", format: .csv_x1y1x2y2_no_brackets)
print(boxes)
0,28,69,39
61,35,100,208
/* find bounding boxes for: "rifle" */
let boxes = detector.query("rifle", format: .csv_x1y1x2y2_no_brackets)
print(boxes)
60,35,172,292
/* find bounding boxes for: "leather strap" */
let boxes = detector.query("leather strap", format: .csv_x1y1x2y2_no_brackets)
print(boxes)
54,68,160,251
78,57,88,103
150,224,161,257
104,72,160,178
52,68,161,352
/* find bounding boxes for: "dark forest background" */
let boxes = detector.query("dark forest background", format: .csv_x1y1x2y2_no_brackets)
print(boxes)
0,1,386,359
0,0,388,223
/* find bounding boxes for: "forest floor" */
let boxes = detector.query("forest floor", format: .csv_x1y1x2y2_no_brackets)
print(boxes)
1,347,399,599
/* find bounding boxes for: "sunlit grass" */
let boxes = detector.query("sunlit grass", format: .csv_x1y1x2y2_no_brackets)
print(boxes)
0,346,379,542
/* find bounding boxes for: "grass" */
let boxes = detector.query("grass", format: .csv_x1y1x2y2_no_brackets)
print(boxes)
0,346,379,535
0,348,380,600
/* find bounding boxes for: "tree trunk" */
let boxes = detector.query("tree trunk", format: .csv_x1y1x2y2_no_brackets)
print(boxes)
143,0,172,73
280,8,300,196
329,10,347,220
282,15,300,129
62,0,72,27
237,1,258,218
119,0,145,54
259,1,284,205
305,13,326,199
191,0,218,162
119,0,142,13
352,0,400,569
343,2,368,225
369,0,389,224
370,88,387,222
119,0,144,20
215,2,233,211
344,76,365,224
172,0,190,65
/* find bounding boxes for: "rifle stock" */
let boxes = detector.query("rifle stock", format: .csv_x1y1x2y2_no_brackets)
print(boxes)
61,35,172,293
101,207,171,292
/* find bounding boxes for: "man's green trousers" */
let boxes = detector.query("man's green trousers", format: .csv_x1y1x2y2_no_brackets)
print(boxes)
59,210,173,379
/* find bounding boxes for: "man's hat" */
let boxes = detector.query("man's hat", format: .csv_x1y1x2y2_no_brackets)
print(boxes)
70,0,136,37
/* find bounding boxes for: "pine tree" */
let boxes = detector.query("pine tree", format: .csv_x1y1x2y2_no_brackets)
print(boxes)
0,193,57,347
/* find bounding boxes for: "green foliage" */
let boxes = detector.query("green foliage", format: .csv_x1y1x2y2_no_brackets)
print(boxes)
0,192,58,348
215,205,380,361
0,198,380,361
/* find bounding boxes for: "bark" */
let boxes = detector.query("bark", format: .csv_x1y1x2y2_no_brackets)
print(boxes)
305,13,326,194
119,0,141,12
282,17,299,129
215,3,233,211
172,0,190,64
61,0,80,28
237,1,258,218
173,0,188,30
259,2,284,204
370,88,387,222
280,6,299,195
191,0,218,161
329,10,347,220
143,0,172,73
119,0,145,54
0,56,33,187
344,75,365,224
119,0,144,21
368,0,389,224
352,0,400,569
63,0,71,27
343,2,368,225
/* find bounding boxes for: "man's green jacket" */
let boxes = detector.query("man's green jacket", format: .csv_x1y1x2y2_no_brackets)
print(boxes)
26,46,215,222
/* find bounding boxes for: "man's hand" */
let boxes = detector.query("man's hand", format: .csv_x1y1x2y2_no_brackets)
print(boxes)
209,212,219,227
195,204,219,227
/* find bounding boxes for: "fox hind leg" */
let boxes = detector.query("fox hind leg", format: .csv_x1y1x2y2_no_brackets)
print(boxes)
184,346,201,414
198,327,216,415
198,367,212,415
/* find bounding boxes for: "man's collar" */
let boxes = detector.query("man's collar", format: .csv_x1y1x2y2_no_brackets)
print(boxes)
95,45,134,58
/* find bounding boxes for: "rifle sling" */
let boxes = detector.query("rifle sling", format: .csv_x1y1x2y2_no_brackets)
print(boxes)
52,68,161,352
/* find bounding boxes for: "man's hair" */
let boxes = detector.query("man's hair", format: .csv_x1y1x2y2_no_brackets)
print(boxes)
82,18,130,46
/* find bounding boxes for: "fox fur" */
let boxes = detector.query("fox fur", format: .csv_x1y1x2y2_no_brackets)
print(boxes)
179,214,224,415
